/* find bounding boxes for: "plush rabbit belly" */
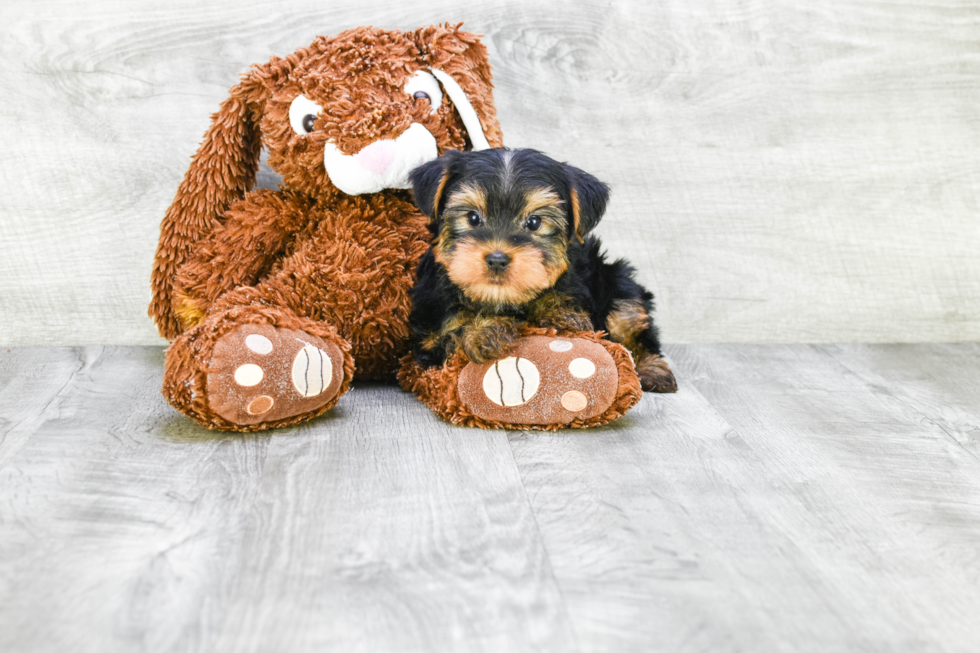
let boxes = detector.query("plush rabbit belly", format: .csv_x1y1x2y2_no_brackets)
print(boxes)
150,25,503,431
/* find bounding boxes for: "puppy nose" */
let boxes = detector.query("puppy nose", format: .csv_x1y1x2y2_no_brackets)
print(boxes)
485,251,511,273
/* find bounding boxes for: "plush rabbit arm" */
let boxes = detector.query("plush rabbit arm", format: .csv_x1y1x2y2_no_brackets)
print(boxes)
170,189,314,331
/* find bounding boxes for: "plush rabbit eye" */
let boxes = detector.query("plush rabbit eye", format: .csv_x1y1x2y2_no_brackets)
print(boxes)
289,95,323,135
404,71,443,115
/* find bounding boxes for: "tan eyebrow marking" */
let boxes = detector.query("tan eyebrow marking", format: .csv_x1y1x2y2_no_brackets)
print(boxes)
521,187,563,217
444,183,488,216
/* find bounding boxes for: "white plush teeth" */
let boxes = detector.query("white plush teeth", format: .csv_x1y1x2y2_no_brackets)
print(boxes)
292,344,332,397
483,357,541,407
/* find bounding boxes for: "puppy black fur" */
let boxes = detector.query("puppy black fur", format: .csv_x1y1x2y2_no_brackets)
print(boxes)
408,148,677,393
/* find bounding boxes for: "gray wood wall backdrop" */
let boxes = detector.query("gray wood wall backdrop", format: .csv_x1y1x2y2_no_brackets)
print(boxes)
1,0,978,346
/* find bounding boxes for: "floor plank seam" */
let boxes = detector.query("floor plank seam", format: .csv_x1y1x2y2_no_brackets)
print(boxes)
503,429,585,653
0,346,97,471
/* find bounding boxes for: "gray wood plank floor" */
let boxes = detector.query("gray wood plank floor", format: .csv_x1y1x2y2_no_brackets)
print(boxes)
1,344,979,652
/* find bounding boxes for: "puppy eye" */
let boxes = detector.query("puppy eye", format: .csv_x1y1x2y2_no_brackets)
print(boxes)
404,71,443,115
466,211,482,227
525,215,542,232
289,95,323,135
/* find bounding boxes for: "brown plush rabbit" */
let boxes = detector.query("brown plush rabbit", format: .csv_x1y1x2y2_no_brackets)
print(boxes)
149,25,503,431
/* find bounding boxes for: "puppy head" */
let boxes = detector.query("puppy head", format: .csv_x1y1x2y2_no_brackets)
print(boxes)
410,148,610,306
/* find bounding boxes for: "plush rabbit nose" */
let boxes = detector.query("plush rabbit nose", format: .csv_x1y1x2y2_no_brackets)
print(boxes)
355,140,397,175
323,122,438,195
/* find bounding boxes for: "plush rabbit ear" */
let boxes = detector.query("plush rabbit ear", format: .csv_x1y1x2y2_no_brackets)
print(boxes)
414,25,504,150
429,69,489,151
149,57,292,339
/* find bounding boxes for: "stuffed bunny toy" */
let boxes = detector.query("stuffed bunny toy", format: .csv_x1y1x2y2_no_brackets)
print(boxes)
150,25,503,430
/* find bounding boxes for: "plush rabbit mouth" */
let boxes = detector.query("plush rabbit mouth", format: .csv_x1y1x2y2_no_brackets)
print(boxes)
323,123,438,195
323,67,491,196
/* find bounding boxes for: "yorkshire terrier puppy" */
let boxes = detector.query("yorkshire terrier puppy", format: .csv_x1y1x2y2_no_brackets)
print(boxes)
408,148,677,393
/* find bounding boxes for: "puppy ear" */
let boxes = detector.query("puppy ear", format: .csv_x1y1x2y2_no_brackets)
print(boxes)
566,165,611,243
414,24,504,150
409,155,454,220
149,56,295,339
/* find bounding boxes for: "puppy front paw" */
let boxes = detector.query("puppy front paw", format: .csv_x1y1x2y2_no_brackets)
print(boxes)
534,310,593,333
528,296,594,333
459,322,520,363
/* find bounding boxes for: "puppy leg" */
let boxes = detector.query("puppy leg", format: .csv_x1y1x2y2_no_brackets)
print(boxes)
415,311,523,366
438,313,522,364
606,299,677,393
582,238,677,393
527,292,594,332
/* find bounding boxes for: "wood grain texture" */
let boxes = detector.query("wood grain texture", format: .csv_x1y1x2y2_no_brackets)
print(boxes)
0,347,577,653
3,344,980,651
667,344,980,650
0,0,978,345
823,343,980,457
511,343,980,652
0,347,89,468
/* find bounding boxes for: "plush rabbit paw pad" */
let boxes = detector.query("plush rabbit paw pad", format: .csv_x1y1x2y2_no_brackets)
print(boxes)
206,325,345,425
457,335,620,426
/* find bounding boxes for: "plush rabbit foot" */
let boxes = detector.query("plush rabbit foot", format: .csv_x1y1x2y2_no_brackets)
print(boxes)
399,329,643,431
458,335,622,426
163,308,355,432
206,324,347,426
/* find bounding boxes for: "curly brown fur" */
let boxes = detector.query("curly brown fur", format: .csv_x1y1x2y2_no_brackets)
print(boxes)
149,25,504,430
407,148,677,393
